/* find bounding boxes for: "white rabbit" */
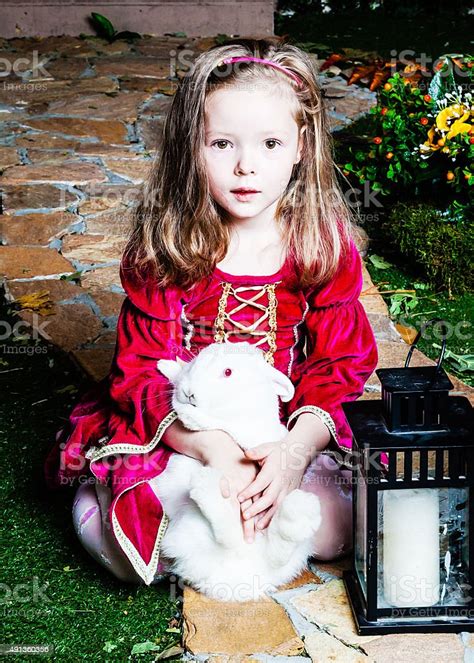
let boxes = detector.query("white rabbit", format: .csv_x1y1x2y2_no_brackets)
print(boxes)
150,341,322,602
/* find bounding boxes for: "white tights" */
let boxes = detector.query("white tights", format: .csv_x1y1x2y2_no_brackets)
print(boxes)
72,481,166,584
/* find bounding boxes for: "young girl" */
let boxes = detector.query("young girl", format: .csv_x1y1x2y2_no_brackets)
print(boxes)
44,37,378,586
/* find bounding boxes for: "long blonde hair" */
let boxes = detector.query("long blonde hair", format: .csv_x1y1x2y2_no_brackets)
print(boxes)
123,37,357,292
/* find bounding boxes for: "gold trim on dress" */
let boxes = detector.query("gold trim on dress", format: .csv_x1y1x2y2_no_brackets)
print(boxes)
213,281,281,365
286,404,351,453
85,411,177,584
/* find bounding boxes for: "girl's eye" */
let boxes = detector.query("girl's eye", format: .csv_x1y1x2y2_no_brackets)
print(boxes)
212,140,230,150
224,368,232,377
265,139,281,150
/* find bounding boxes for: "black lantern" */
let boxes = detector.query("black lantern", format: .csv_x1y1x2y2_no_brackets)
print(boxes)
342,318,474,634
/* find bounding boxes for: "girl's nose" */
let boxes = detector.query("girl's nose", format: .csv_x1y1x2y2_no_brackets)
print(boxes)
236,151,256,176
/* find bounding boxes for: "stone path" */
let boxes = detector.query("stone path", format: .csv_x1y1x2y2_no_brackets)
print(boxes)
0,34,473,662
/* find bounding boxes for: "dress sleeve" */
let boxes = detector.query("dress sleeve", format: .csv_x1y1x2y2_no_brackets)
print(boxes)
104,257,186,448
106,299,182,446
285,239,378,454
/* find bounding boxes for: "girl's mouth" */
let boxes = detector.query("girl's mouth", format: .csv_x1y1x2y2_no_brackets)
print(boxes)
231,190,261,201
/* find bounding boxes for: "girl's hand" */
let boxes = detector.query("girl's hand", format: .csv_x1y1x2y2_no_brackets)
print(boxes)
236,438,309,531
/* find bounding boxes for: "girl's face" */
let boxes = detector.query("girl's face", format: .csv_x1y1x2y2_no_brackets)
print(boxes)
203,85,305,230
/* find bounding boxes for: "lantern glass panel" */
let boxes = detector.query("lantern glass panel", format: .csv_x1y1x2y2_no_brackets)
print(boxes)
355,455,368,597
376,486,470,610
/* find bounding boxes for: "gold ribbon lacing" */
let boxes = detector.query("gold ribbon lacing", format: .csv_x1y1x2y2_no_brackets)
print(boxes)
213,282,281,365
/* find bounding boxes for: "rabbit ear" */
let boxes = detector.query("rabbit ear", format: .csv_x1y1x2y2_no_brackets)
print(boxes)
157,358,183,382
265,363,295,402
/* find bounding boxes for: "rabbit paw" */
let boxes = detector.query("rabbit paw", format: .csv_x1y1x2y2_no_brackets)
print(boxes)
174,403,218,432
275,490,322,542
189,465,222,506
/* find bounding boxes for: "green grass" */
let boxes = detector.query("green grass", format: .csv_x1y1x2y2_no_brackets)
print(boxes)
0,304,183,662
363,242,474,388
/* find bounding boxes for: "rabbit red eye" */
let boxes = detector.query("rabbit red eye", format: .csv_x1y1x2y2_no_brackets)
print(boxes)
224,368,232,377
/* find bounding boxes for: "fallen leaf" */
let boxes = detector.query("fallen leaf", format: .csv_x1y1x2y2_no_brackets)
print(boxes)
15,291,55,316
395,323,418,344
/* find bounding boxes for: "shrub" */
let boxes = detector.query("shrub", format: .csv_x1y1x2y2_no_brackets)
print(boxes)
384,201,473,296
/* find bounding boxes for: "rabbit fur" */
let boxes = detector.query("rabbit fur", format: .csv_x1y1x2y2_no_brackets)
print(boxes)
150,341,322,602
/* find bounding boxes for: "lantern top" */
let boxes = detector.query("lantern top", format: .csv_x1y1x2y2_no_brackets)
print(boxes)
375,365,454,393
342,396,474,451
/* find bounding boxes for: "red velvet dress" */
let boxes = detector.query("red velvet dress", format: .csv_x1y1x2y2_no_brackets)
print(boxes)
44,238,378,584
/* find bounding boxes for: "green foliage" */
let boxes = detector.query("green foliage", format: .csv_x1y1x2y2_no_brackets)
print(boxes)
89,13,141,42
343,72,440,195
342,56,473,209
383,201,474,296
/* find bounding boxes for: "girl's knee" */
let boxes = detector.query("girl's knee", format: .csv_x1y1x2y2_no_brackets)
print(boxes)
72,483,101,539
311,534,353,562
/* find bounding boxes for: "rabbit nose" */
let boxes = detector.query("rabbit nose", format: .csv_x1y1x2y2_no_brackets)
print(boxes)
183,389,197,406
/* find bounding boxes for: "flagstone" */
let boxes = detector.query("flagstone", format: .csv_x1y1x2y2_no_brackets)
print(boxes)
80,264,121,290
291,579,381,648
42,57,90,80
102,158,151,183
98,40,133,56
15,133,79,149
0,212,75,245
0,77,119,107
23,150,75,165
84,209,131,236
140,95,173,116
119,77,177,95
75,143,142,158
0,146,21,170
28,36,91,56
0,184,78,212
20,117,127,144
136,117,164,150
78,186,136,214
94,56,170,79
0,161,107,185
0,246,74,279
60,234,126,264
134,36,189,57
71,339,117,382
303,629,371,662
18,302,103,351
3,277,84,305
362,632,464,662
183,585,305,656
88,289,125,317
47,91,152,122
79,197,129,215
309,556,352,580
277,568,324,591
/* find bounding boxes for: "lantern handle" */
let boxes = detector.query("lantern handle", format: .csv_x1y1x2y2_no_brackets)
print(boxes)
404,317,448,372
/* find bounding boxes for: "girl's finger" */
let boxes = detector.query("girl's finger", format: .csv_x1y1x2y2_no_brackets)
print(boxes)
241,496,256,542
220,475,230,498
257,489,289,530
256,504,278,530
242,487,277,520
238,471,271,503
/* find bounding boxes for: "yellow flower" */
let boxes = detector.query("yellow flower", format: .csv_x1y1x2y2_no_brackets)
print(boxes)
419,125,441,155
435,103,472,139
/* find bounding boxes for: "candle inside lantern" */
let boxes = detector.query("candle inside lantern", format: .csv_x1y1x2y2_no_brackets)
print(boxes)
383,488,440,607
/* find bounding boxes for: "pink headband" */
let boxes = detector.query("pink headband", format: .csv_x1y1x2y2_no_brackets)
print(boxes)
220,56,304,89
